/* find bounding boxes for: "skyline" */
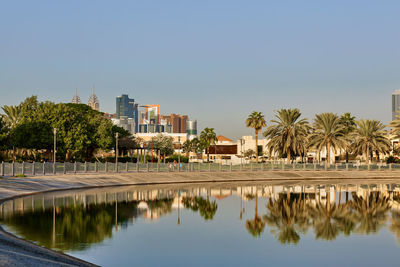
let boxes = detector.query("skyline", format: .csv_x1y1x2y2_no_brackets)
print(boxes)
1,0,400,139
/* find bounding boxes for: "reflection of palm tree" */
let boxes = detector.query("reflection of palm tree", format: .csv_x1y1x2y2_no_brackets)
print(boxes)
350,191,390,234
182,196,218,221
245,193,266,237
264,194,309,244
308,190,355,241
390,211,400,245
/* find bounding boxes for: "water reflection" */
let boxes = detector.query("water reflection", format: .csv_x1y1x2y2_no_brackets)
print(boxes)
2,182,400,253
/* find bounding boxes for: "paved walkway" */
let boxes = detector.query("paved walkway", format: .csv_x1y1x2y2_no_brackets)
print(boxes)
1,170,400,266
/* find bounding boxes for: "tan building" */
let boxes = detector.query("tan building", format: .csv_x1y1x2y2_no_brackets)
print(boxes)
160,114,188,133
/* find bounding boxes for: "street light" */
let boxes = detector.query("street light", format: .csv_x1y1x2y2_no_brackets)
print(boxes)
239,138,245,165
115,132,119,164
53,128,57,163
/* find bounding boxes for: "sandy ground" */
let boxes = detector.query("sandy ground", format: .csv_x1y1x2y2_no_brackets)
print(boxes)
1,170,400,266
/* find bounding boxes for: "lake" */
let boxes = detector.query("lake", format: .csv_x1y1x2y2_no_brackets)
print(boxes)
1,181,400,266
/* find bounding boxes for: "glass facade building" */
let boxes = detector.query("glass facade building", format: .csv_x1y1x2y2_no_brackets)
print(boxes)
116,94,138,133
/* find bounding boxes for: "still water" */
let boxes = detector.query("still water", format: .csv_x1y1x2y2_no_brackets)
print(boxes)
1,181,400,266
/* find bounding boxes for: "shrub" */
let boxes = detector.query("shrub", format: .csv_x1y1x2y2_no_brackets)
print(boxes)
15,174,26,178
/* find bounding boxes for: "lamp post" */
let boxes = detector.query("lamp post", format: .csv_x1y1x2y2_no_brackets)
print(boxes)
239,138,245,165
115,132,119,164
53,128,57,163
178,136,181,164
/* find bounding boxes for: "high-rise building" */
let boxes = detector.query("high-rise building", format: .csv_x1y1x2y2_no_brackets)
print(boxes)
71,89,81,104
161,114,188,133
393,90,400,120
143,104,160,124
116,94,138,132
186,120,197,140
88,88,100,111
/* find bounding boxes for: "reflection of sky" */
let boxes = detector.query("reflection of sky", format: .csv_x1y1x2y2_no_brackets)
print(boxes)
68,196,400,267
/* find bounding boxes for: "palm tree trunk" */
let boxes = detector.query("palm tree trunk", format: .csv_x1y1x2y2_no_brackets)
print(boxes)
207,147,210,162
326,142,331,167
287,150,291,164
365,145,369,164
255,130,259,163
345,151,349,163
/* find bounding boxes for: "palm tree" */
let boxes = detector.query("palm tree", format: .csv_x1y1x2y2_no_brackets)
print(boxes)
309,113,348,166
339,113,356,163
246,111,266,163
199,128,217,162
352,120,391,164
263,108,310,163
1,105,21,128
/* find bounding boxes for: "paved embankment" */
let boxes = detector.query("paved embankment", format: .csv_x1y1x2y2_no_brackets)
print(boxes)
1,170,400,266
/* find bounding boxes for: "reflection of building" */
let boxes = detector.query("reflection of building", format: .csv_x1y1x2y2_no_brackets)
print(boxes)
116,94,139,133
88,88,100,111
393,90,400,120
161,114,188,133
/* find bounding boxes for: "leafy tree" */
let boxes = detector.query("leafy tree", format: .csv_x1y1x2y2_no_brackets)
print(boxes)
152,134,174,162
182,139,194,158
246,111,266,163
200,128,217,162
244,149,256,158
352,120,391,164
339,113,356,163
309,113,348,165
263,108,310,163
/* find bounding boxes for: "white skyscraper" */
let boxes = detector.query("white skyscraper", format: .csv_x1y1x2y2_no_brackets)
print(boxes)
392,90,400,120
88,87,100,111
71,88,81,104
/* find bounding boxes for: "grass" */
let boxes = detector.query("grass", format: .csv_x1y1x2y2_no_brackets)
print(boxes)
15,174,27,178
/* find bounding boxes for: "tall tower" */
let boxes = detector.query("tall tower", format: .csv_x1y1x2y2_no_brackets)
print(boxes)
71,88,81,104
88,86,100,111
392,90,400,120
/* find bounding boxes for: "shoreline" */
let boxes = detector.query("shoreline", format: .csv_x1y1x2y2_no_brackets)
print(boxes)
1,171,400,266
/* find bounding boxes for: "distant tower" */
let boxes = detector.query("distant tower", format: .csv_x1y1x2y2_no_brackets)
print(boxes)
393,90,400,120
71,88,81,104
88,86,100,111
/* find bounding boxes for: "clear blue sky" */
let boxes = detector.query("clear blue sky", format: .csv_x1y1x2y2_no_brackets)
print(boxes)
1,0,399,139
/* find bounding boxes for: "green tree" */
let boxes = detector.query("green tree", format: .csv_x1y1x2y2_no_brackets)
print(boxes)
200,128,217,162
352,120,391,164
182,139,194,158
309,113,348,165
152,134,174,162
339,113,356,163
246,111,266,163
263,108,310,163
